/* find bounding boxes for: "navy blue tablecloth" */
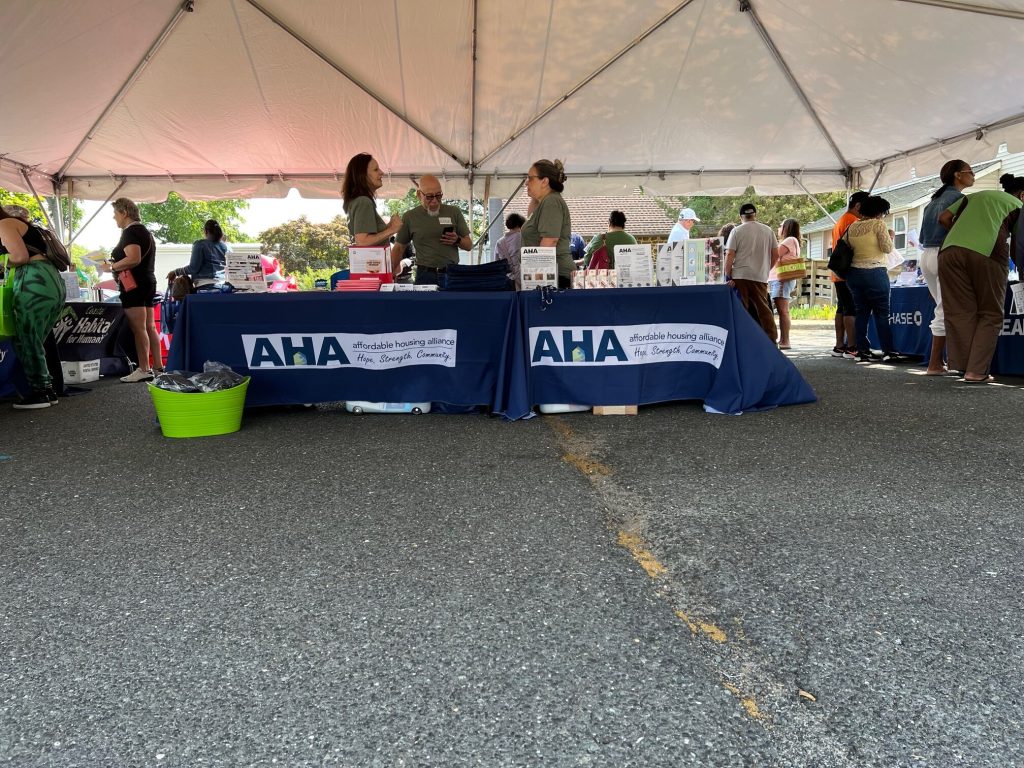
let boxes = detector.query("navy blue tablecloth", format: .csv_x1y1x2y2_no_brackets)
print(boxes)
874,285,1024,375
513,286,817,414
167,292,526,416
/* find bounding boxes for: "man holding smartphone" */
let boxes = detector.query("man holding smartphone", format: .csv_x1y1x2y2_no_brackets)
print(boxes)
391,175,471,286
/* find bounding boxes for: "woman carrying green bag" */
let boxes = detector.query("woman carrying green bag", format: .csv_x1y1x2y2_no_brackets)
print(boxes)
0,205,66,409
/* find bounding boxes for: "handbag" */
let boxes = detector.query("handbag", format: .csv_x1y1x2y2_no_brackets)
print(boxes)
827,230,854,277
587,236,609,270
0,256,16,339
775,241,808,281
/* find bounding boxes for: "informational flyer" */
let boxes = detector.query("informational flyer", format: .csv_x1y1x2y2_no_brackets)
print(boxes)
349,246,389,275
520,247,558,289
615,244,654,288
669,241,686,285
1011,282,1024,315
684,239,705,283
704,237,725,283
656,244,673,286
225,252,267,292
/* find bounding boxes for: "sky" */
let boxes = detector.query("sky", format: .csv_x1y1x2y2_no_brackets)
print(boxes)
75,189,345,249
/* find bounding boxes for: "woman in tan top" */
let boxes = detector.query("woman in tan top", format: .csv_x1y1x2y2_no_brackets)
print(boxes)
844,196,907,363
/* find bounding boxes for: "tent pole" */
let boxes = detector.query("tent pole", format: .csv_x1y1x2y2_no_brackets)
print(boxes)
69,181,127,248
476,174,491,263
867,163,885,194
468,171,476,265
893,0,1024,20
739,1,850,173
790,174,837,224
57,2,191,179
21,171,55,231
475,0,698,167
472,179,527,250
246,0,468,167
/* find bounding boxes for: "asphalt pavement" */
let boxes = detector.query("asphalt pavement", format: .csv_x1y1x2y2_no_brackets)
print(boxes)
2,323,1022,767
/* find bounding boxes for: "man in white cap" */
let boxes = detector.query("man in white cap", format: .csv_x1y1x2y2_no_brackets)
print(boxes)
667,207,700,243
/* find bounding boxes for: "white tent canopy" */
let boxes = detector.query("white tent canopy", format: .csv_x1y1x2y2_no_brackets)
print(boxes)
3,0,1024,206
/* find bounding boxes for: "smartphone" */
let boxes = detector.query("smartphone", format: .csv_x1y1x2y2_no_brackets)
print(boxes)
442,226,455,235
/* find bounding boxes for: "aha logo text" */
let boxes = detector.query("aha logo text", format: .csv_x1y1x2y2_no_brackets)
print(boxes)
532,330,627,363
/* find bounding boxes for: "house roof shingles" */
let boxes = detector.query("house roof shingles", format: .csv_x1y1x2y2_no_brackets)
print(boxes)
803,160,1001,233
502,191,674,238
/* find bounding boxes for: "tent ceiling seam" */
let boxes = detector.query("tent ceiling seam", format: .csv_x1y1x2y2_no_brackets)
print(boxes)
892,0,1024,20
56,1,191,180
245,0,468,168
61,168,845,183
740,0,850,176
858,109,1024,175
475,0,700,168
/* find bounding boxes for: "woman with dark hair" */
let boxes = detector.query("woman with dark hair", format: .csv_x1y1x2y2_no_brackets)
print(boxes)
341,153,402,247
0,205,66,409
521,159,573,287
109,197,160,382
770,218,802,349
936,173,1024,381
918,159,974,373
845,195,906,363
168,218,228,291
583,209,637,269
495,212,526,289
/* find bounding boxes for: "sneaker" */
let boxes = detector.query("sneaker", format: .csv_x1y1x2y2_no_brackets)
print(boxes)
830,347,845,357
44,387,59,405
13,391,52,410
842,348,858,360
120,368,154,383
881,352,908,363
855,350,882,363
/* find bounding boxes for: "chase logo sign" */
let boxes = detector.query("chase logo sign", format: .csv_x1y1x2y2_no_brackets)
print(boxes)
242,330,457,370
889,310,923,327
529,323,728,368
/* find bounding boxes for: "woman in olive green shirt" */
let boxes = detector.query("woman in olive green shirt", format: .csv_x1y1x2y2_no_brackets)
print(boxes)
520,158,573,287
341,153,402,247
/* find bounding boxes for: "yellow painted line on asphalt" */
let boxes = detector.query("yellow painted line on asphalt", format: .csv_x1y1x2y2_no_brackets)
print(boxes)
675,610,727,643
617,531,667,579
563,453,613,476
722,682,766,721
547,417,575,441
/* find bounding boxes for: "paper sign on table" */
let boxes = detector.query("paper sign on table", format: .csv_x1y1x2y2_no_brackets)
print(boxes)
349,246,390,275
520,247,558,289
615,244,654,288
225,252,267,292
656,244,673,286
1011,282,1024,315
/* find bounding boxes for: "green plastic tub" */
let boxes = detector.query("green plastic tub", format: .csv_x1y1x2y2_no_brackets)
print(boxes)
148,377,250,438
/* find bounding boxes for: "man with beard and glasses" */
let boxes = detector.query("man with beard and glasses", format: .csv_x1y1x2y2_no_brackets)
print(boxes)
390,175,471,286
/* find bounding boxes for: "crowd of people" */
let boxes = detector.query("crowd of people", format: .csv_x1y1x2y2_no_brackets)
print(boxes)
828,164,1023,380
4,151,1022,409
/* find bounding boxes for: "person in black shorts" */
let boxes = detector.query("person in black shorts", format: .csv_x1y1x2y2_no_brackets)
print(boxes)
108,197,160,382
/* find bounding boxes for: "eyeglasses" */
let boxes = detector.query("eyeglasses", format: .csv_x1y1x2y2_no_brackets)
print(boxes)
420,192,443,201
526,175,541,181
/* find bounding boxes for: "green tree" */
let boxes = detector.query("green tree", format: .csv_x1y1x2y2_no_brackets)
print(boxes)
0,188,83,233
258,215,351,273
138,192,249,243
649,186,848,238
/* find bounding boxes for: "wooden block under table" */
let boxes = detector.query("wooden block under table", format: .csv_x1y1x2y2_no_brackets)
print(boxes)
592,405,638,416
